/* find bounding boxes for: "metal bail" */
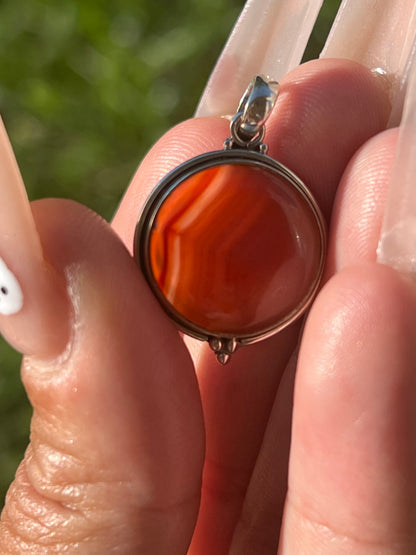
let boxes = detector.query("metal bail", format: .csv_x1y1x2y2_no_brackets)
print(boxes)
227,75,279,150
237,75,279,138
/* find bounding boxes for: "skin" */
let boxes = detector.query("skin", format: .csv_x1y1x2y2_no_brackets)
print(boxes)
1,58,416,553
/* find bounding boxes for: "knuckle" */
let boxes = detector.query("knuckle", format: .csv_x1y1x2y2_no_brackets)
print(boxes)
0,443,122,552
1,460,88,552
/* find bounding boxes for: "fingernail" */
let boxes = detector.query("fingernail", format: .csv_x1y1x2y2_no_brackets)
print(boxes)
195,0,324,117
0,258,23,315
321,0,416,114
0,117,69,356
377,40,416,276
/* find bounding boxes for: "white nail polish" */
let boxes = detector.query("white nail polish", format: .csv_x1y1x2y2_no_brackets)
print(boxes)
0,258,23,315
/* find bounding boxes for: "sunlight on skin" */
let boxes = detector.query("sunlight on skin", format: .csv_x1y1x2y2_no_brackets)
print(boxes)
1,1,416,553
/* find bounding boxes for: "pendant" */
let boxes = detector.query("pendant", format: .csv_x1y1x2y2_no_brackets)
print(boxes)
134,76,326,364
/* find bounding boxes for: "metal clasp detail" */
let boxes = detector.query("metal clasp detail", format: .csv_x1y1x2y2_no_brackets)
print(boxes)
226,75,279,151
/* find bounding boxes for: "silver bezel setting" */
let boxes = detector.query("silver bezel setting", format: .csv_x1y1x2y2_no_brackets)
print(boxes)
134,149,327,363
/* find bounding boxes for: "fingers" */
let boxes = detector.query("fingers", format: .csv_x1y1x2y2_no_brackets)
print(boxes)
190,59,391,554
327,127,398,274
227,124,411,553
0,126,204,552
229,349,298,555
112,54,390,555
279,85,416,552
280,264,416,553
112,58,389,554
266,58,390,219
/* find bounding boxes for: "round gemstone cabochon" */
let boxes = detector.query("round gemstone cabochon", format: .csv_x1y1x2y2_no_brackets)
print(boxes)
143,157,325,338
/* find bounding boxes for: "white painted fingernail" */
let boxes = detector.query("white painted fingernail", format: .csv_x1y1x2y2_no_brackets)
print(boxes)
0,117,69,355
0,258,23,315
195,0,324,117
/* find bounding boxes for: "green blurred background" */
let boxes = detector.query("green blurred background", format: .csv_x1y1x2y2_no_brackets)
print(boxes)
0,0,341,504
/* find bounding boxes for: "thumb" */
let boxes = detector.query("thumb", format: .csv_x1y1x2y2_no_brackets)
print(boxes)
0,123,204,553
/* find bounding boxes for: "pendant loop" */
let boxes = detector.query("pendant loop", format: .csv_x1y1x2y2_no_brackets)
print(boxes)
230,75,279,148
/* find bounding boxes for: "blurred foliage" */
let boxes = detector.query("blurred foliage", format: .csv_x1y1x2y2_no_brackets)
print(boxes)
0,0,340,504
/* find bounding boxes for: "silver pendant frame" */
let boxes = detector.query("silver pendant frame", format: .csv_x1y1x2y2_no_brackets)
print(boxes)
134,148,327,364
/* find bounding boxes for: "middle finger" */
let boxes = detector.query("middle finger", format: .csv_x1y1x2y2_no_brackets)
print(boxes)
120,58,389,554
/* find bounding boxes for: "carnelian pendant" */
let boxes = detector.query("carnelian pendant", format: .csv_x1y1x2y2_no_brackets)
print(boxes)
135,75,326,363
135,150,326,363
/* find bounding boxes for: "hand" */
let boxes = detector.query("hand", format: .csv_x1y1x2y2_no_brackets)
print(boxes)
1,7,416,555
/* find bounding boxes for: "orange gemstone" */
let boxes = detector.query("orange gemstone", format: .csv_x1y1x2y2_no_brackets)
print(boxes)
148,162,324,337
